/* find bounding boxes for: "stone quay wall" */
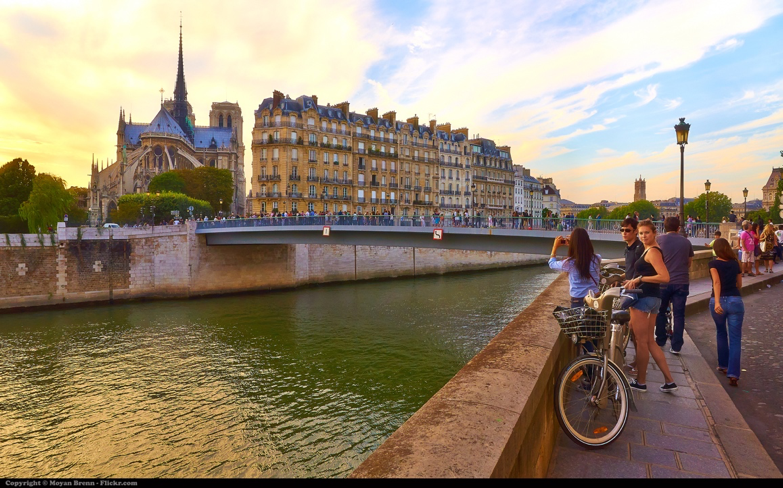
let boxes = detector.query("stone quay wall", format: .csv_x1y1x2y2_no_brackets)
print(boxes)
0,222,547,311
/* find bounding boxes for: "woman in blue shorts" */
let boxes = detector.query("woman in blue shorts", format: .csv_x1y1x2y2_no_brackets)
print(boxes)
622,219,678,393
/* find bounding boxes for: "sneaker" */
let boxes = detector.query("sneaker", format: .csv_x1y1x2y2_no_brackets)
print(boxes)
629,379,647,392
660,382,678,393
669,347,681,355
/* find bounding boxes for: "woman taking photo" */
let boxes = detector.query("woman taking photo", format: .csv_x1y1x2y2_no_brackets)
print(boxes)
709,238,744,386
549,227,602,308
622,219,678,392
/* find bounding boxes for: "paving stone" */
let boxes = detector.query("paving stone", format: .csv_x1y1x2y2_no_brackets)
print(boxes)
678,453,731,477
645,432,722,459
644,369,689,386
555,429,637,459
662,423,713,443
630,443,678,468
631,402,708,429
714,424,782,478
650,465,707,478
547,447,648,478
625,416,663,434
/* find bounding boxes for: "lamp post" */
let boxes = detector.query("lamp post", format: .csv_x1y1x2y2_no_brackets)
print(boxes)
704,179,711,224
743,187,748,220
219,198,223,219
674,117,691,237
150,205,155,230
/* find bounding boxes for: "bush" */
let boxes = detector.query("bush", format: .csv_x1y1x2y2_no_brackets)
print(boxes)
116,192,212,225
0,215,28,233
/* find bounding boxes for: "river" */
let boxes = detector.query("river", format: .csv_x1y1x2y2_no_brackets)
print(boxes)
0,265,556,478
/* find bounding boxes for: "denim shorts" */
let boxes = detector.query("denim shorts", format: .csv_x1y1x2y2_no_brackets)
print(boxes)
633,296,661,314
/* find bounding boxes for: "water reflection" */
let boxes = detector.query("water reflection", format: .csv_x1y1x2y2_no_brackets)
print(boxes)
0,265,555,477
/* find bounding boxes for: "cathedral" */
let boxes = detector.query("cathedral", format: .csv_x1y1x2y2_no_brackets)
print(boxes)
89,25,245,224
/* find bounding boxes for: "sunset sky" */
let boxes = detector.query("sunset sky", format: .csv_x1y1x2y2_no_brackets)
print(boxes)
1,0,782,204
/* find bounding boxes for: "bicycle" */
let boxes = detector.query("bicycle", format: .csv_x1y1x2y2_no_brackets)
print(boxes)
552,286,639,448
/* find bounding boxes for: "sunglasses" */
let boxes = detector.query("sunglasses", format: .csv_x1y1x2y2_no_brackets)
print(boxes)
620,228,635,233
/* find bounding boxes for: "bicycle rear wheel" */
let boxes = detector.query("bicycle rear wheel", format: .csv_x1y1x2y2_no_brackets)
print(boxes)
555,356,629,448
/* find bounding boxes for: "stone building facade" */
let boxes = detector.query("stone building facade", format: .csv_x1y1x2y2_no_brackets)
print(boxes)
88,25,245,224
248,91,514,216
761,166,782,211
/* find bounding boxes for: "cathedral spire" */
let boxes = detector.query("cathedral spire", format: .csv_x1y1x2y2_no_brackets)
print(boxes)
172,16,193,142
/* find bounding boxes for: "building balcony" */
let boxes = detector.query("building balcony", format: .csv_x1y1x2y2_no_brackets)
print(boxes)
424,186,432,192
357,197,366,203
414,185,422,191
307,176,320,182
370,182,380,187
269,192,282,198
289,174,300,181
258,175,282,182
289,192,303,198
388,183,398,189
413,200,433,206
358,163,366,170
404,184,412,190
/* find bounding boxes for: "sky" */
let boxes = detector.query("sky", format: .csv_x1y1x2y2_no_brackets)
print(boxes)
1,0,782,205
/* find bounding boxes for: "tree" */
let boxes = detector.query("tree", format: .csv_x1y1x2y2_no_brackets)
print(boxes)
607,200,659,220
18,174,73,232
65,187,90,226
0,158,36,215
769,179,783,224
576,206,608,219
149,171,187,194
683,191,732,222
116,192,213,225
542,207,552,218
184,167,234,213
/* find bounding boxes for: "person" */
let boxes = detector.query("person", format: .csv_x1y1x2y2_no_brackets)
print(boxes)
709,238,744,387
548,227,601,309
728,211,737,225
750,222,762,276
621,217,644,374
587,214,593,230
622,219,678,392
759,223,778,273
707,230,722,258
655,216,694,354
739,221,754,277
775,224,783,263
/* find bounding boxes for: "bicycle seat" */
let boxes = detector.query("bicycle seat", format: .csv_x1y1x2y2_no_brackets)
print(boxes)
611,310,630,323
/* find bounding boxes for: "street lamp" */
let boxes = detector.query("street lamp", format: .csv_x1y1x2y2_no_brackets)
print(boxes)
471,182,477,225
743,187,748,220
150,205,156,229
674,117,691,237
219,198,223,218
704,179,711,224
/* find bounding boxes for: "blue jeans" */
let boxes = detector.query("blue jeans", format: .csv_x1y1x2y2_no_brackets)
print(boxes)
710,296,744,379
656,284,689,351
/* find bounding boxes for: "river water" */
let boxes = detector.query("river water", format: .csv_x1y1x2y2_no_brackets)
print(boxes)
0,265,555,478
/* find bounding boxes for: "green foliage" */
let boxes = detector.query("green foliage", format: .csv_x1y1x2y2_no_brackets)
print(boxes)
683,191,733,223
0,158,36,215
147,167,233,213
149,171,187,194
18,174,73,233
541,207,552,218
65,186,90,226
0,215,28,233
746,209,769,224
116,191,212,225
607,200,659,220
770,179,783,224
576,206,608,219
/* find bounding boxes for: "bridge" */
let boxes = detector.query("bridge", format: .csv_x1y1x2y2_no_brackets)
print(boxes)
195,217,713,259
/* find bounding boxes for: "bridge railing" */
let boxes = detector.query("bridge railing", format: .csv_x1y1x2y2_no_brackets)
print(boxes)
195,217,723,236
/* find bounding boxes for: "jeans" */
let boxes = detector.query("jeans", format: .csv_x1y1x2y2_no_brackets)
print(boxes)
709,296,744,378
656,284,689,351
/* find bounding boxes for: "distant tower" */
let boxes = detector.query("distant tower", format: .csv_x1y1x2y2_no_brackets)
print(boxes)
172,20,194,142
634,175,646,202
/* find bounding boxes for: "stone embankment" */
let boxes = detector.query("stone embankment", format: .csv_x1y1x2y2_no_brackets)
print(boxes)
0,222,547,312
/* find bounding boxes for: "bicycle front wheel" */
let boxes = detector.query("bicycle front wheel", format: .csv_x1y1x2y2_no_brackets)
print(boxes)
555,356,629,448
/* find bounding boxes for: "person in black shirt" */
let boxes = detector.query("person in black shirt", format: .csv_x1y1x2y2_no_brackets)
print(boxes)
709,238,744,386
622,218,644,280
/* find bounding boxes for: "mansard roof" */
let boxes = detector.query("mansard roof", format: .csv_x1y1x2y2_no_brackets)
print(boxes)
124,123,147,145
144,106,188,139
194,127,233,149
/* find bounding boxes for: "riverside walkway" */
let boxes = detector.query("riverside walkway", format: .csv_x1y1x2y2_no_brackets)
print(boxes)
547,265,783,478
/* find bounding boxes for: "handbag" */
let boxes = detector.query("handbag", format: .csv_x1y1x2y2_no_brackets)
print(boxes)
760,241,767,252
754,244,761,256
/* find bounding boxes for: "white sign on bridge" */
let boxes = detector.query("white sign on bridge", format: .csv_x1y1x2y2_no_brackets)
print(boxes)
323,226,331,237
433,228,443,240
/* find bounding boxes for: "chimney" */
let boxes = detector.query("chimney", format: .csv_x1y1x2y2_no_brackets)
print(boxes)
335,101,350,119
429,119,437,133
406,115,419,129
366,107,379,120
311,94,318,107
436,122,451,134
454,127,469,137
272,90,284,110
382,111,397,126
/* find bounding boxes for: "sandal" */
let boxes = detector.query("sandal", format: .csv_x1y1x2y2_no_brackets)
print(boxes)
728,377,738,387
716,367,727,375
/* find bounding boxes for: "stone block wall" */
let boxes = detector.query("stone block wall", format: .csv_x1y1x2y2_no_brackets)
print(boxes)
0,247,58,299
64,240,131,293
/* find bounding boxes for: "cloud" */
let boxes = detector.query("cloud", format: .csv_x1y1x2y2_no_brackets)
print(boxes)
663,98,683,110
634,84,659,106
715,37,744,51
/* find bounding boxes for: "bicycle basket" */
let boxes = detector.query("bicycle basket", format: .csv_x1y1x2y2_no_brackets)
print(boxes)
552,306,609,340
